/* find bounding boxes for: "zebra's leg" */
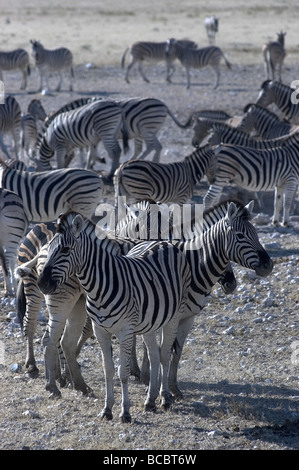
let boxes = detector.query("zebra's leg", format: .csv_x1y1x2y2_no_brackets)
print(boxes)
92,323,115,420
168,316,195,399
142,331,161,412
132,138,143,159
20,67,27,90
130,335,141,380
185,67,191,89
117,326,135,423
212,64,220,89
11,126,21,159
272,186,284,226
0,130,12,159
281,183,297,227
139,135,162,162
125,58,137,83
166,62,175,83
102,139,122,177
76,314,93,357
56,71,63,92
138,61,150,83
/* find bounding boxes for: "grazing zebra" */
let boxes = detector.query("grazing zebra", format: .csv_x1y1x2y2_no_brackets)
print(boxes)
30,39,74,92
38,212,192,421
0,95,22,160
0,188,28,295
35,99,128,176
121,39,198,83
191,111,234,147
0,158,103,223
204,16,219,45
21,99,47,162
256,80,299,124
37,202,272,419
204,142,299,226
262,32,286,82
114,143,215,205
0,48,30,89
237,104,296,139
165,38,231,89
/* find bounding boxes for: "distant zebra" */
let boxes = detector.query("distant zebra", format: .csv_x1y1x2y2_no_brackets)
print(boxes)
237,103,296,139
121,39,198,83
191,110,233,147
0,159,103,223
204,142,299,226
256,80,299,124
35,99,128,176
21,99,47,162
114,143,214,205
204,16,219,45
165,38,231,89
0,48,30,89
30,39,74,92
262,31,286,82
37,203,272,419
0,188,28,295
0,95,22,160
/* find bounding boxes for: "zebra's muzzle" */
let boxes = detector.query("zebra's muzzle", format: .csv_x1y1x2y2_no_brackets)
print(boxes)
37,266,60,295
254,251,274,277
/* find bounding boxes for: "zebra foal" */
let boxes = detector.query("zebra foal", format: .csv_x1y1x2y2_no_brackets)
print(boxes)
256,80,299,124
121,39,198,83
165,38,231,89
204,16,219,45
30,40,74,93
21,99,47,162
0,95,22,160
38,212,191,422
0,48,30,90
262,32,286,82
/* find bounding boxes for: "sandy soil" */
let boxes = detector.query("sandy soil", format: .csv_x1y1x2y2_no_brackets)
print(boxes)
0,0,299,452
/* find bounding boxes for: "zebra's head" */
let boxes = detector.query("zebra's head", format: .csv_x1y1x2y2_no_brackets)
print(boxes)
256,80,275,107
223,201,273,277
37,212,86,295
165,38,177,59
237,104,260,134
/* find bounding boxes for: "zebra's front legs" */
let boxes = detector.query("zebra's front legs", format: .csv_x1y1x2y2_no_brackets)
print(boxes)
272,186,284,226
138,62,150,83
142,331,161,412
118,327,135,423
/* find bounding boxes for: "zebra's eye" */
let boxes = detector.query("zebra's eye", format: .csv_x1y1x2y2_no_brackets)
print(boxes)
236,232,246,240
60,246,71,254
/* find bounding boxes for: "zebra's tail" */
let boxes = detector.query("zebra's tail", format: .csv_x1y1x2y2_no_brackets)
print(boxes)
16,280,26,330
167,107,194,129
27,64,31,76
71,66,75,78
222,52,232,69
121,47,129,69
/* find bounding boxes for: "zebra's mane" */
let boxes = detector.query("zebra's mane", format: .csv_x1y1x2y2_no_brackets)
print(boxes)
243,103,284,122
203,199,253,221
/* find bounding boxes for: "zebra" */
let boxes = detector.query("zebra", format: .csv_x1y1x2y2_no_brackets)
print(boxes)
262,32,286,82
204,16,219,45
30,39,74,92
0,188,28,295
38,212,192,421
204,142,299,226
21,99,47,162
37,202,272,419
34,99,128,176
121,39,198,84
0,48,30,90
191,111,234,147
237,104,296,140
256,80,299,124
15,200,237,396
165,38,231,89
114,143,215,205
0,95,22,160
0,158,103,223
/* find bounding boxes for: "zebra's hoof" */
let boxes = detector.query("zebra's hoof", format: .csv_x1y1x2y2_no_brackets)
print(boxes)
100,408,113,421
120,411,131,423
144,403,157,413
161,392,174,411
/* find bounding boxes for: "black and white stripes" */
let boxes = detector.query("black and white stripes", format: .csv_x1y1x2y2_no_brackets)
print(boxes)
0,48,30,90
262,32,286,82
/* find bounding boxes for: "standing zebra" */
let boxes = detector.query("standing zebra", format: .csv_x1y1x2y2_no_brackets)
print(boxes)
262,32,286,82
35,99,128,176
0,188,28,295
0,48,30,90
121,39,198,83
0,95,22,160
37,203,272,420
256,80,299,124
114,143,214,205
30,39,74,92
204,16,219,45
0,159,103,223
165,38,231,89
38,212,192,421
21,99,47,162
204,142,299,226
237,104,296,139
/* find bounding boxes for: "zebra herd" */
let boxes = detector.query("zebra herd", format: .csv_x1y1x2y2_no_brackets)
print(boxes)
1,27,299,424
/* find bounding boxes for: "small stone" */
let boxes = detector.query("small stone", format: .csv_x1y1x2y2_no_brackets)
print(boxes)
10,363,22,373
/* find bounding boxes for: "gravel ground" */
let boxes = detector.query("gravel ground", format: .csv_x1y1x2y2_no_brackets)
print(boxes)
1,53,299,452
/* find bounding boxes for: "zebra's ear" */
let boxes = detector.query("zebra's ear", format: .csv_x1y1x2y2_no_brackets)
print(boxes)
244,200,254,215
71,214,84,238
226,201,238,220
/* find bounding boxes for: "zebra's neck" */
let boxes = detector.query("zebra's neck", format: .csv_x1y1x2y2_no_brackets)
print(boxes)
185,145,214,184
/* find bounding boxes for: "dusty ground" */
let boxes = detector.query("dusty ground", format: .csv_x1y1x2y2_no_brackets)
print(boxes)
0,0,299,452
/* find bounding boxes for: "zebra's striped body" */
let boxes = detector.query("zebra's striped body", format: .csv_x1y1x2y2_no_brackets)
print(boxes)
121,39,198,83
238,104,295,139
262,32,286,82
256,80,299,123
38,203,272,419
30,39,74,92
21,99,47,162
165,38,231,89
0,188,28,295
0,48,30,89
38,213,192,421
114,144,214,204
204,142,299,225
0,161,103,223
35,100,128,175
0,95,22,160
204,16,219,45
